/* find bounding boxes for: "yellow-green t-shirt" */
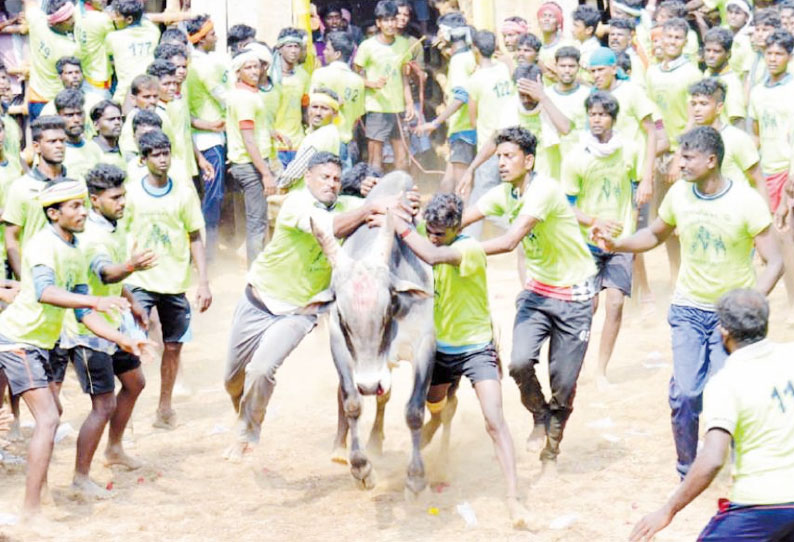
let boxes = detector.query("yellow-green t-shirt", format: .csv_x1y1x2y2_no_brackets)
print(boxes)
227,84,270,165
41,90,104,139
547,83,591,156
123,176,204,294
499,96,561,179
707,68,746,122
105,20,161,102
26,6,80,101
310,61,365,144
466,62,515,151
186,49,229,125
748,75,794,175
63,139,104,182
646,58,703,150
720,124,760,188
730,33,754,76
3,115,21,164
154,102,190,183
0,157,23,260
563,139,639,243
261,83,282,164
354,35,411,114
611,80,657,145
703,339,794,505
93,140,127,171
2,169,68,253
445,48,476,136
166,94,198,177
286,124,342,192
74,7,114,86
0,226,88,349
659,179,771,308
274,66,310,151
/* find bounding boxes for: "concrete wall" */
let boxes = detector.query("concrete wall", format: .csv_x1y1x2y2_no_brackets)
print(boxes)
191,0,293,51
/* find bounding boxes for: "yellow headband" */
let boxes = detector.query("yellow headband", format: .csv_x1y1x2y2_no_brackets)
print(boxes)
39,180,87,207
188,20,214,44
309,93,340,112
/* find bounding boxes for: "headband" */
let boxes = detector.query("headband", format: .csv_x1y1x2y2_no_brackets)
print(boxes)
188,19,214,44
438,24,472,45
537,2,564,30
727,0,753,28
589,47,617,67
275,35,306,48
232,51,260,75
611,1,643,17
39,180,87,207
243,42,273,66
48,1,75,25
501,20,528,35
310,92,340,112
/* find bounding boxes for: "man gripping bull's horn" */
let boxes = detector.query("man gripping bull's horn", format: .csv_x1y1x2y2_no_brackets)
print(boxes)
222,152,419,461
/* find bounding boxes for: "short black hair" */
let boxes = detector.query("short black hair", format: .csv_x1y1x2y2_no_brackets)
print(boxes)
766,29,794,54
185,14,211,36
473,30,497,58
132,109,163,131
154,43,188,62
555,45,581,63
90,100,122,122
54,88,84,113
438,11,467,28
277,27,304,42
146,59,177,79
657,0,688,18
505,15,527,25
516,33,542,52
374,0,398,20
424,193,463,230
678,126,724,167
616,51,632,73
113,0,144,22
55,56,82,75
704,27,733,51
160,27,189,46
495,126,537,156
609,18,636,32
307,151,342,171
131,74,159,95
138,130,171,157
688,77,726,103
717,289,769,347
323,3,345,17
585,90,620,119
228,24,256,51
663,17,690,35
573,5,601,30
754,9,782,29
312,86,340,102
31,116,66,142
341,162,381,196
513,61,542,83
86,163,126,195
326,31,355,62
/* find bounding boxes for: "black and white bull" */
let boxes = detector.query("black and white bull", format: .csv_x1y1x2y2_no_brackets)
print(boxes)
309,171,435,495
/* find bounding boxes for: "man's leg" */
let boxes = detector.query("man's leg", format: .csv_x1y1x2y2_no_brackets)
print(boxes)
153,293,192,429
668,304,711,478
390,135,410,172
595,252,632,388
105,352,145,469
230,163,267,266
365,113,390,172
508,290,554,450
201,144,226,261
20,387,60,515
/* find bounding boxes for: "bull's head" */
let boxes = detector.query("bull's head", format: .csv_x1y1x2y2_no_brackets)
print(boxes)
306,214,430,396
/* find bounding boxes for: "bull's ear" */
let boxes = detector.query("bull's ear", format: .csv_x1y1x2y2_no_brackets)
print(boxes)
392,279,432,299
297,288,336,315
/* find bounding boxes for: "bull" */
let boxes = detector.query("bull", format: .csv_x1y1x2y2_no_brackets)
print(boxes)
308,171,435,496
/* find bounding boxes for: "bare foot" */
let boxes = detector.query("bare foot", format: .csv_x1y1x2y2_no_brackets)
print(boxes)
507,497,537,531
595,374,613,392
70,476,112,502
152,409,177,430
223,441,253,462
8,418,23,442
40,482,54,506
104,446,143,470
331,445,348,465
526,424,546,453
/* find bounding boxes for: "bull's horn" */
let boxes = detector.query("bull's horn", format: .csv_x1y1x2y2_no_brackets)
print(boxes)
376,208,396,265
310,217,348,268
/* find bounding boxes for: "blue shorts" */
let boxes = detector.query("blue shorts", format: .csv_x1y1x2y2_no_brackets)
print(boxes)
698,502,794,541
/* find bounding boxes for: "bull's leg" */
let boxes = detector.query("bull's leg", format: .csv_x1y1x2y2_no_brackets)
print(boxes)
331,385,349,464
405,335,435,497
366,388,391,456
439,391,458,460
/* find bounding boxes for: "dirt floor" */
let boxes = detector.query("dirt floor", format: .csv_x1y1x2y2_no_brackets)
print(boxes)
1,235,792,542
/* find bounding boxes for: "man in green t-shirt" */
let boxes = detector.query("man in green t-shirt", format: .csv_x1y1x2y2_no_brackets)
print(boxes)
54,89,104,182
393,193,532,530
0,178,145,517
596,126,783,478
223,151,413,461
461,126,598,475
90,100,126,170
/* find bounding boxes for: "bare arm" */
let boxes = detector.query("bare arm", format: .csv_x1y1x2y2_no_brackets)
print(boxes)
480,214,539,255
746,163,770,207
607,217,675,253
457,137,496,197
468,97,478,131
189,230,212,313
629,429,730,542
241,127,276,193
540,93,571,136
393,220,462,266
461,205,486,228
637,115,658,204
754,226,784,295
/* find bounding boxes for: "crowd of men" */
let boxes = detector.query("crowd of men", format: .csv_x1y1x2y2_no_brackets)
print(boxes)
0,0,793,538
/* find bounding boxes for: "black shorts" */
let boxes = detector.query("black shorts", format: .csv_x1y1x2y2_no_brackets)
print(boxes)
49,342,70,384
70,346,141,395
431,343,500,387
129,287,192,343
449,138,476,165
0,336,50,395
593,250,633,296
365,112,400,142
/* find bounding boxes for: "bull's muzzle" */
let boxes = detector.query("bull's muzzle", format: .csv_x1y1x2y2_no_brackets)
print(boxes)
355,367,392,397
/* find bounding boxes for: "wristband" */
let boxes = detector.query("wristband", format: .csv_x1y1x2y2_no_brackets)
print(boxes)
399,228,412,240
124,262,135,273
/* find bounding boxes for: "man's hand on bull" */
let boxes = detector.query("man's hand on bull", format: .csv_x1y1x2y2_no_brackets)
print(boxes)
369,190,419,223
406,185,421,216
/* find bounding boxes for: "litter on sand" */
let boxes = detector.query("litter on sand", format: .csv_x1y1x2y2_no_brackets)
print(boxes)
549,514,578,529
456,502,478,527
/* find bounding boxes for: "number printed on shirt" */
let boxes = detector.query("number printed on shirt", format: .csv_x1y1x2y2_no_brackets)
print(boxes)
128,41,153,57
492,81,511,98
344,87,359,102
771,380,794,413
38,39,51,60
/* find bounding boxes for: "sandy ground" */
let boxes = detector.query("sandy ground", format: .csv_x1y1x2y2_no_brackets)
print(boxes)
1,239,792,542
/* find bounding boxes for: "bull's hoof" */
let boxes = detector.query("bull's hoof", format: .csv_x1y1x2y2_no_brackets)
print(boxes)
223,441,252,462
404,473,427,498
350,451,375,489
507,498,538,531
355,469,377,490
330,445,348,465
366,434,384,456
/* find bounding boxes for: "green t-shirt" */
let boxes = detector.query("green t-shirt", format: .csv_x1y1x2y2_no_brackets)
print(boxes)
74,7,114,86
720,124,760,188
2,169,71,253
499,96,561,179
26,6,80,101
227,84,270,165
274,66,310,151
478,178,597,287
707,68,746,122
0,158,23,260
3,115,21,164
41,90,103,139
354,35,411,114
433,236,492,348
748,75,794,175
154,102,190,184
261,83,282,164
105,20,161,102
0,226,88,349
547,84,591,156
658,179,771,308
186,49,229,125
563,140,638,243
445,48,476,136
466,62,515,151
646,58,703,150
63,139,104,182
123,176,204,294
166,94,198,177
730,33,754,76
310,61,366,144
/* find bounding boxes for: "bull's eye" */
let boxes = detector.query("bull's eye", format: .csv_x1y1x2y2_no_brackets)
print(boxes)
337,308,356,358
